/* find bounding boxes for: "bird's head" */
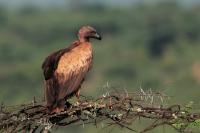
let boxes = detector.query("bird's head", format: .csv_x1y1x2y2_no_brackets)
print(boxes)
78,26,102,42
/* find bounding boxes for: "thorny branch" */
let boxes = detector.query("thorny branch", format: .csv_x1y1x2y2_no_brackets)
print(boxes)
0,90,200,133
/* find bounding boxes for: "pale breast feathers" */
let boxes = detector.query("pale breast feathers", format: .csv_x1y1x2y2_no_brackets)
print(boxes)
55,43,93,98
56,43,93,79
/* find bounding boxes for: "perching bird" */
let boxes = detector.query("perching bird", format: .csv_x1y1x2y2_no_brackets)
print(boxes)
42,26,101,113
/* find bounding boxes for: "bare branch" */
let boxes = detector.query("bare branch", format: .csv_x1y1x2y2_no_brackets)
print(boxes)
0,90,200,133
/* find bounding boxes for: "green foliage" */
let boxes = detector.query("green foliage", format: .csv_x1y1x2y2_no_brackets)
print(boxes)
0,1,200,133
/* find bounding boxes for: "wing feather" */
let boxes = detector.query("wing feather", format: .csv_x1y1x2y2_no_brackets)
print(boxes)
42,41,79,80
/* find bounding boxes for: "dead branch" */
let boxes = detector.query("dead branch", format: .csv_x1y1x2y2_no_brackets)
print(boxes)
0,90,200,133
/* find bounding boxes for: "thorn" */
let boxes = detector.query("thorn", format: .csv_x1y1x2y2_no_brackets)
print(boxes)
109,97,112,109
140,87,146,96
82,121,85,128
160,96,164,103
32,96,36,106
0,102,4,112
106,82,109,88
124,88,129,98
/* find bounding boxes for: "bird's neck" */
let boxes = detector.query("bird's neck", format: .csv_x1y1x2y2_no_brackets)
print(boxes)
78,36,89,43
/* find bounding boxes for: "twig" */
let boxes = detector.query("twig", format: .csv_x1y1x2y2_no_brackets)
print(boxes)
0,90,200,133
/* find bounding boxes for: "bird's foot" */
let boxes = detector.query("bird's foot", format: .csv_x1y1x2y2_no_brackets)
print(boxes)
65,101,72,108
51,107,65,114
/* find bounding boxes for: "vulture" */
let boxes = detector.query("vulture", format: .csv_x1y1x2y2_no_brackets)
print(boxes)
42,26,101,113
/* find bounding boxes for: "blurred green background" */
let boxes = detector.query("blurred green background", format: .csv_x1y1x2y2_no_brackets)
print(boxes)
0,0,200,132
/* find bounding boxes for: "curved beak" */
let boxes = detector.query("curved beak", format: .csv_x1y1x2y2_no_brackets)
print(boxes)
93,32,102,40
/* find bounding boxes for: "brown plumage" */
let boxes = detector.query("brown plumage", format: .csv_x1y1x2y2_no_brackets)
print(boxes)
42,26,101,113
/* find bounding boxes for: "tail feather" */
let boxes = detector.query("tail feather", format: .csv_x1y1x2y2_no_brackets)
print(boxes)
45,79,57,110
